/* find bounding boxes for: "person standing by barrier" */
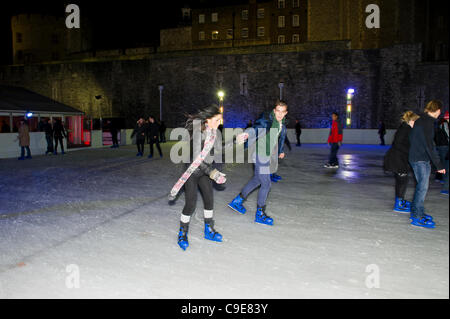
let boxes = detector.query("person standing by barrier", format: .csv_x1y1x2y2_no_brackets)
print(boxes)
44,119,54,155
147,115,163,159
131,118,146,156
378,121,386,145
18,119,31,160
295,119,302,146
53,119,67,155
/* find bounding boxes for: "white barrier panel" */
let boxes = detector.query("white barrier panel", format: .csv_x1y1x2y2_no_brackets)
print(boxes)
0,132,67,159
0,128,396,159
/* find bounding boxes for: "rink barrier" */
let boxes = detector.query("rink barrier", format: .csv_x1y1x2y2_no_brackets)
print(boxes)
0,128,395,159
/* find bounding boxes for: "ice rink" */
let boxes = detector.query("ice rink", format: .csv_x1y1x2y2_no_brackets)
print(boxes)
0,143,448,299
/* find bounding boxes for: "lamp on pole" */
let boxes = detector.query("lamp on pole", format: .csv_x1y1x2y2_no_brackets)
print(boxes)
218,90,225,125
158,85,164,122
346,88,355,128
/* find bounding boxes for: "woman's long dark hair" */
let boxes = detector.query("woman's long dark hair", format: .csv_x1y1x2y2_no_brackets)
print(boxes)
184,105,221,138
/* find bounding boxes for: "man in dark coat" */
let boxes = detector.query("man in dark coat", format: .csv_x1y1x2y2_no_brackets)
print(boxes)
295,119,302,146
408,100,445,228
131,118,146,156
146,115,163,158
53,119,67,155
43,119,54,155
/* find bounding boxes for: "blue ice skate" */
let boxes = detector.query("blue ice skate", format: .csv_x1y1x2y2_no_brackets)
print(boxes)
178,227,189,251
228,194,246,214
271,174,282,181
409,213,433,222
204,222,222,242
393,197,410,213
255,206,273,226
410,217,435,229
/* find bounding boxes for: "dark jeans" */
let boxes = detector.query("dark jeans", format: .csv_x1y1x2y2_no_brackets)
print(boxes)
296,133,301,146
20,146,31,157
136,139,145,154
379,134,385,145
328,143,340,166
45,134,54,153
182,174,213,217
54,136,64,153
437,146,449,190
410,161,431,219
149,138,162,156
394,173,408,199
111,131,119,146
160,131,166,143
241,155,272,207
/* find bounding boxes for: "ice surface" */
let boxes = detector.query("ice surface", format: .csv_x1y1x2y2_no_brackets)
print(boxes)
0,143,448,298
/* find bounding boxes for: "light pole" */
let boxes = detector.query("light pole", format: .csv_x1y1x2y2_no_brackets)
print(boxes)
158,85,164,122
278,81,284,100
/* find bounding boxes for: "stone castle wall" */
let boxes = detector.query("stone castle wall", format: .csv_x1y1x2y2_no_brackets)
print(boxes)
0,42,448,129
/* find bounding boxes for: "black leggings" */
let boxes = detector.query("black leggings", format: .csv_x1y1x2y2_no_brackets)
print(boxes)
394,173,408,199
182,174,213,217
136,139,145,153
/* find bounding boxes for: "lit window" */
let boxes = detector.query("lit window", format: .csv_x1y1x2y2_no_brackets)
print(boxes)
199,14,205,24
292,15,300,27
199,31,205,41
257,27,265,37
278,16,285,28
278,0,285,9
211,13,218,22
241,28,249,38
257,8,265,19
212,30,219,40
292,34,300,43
278,35,285,44
242,10,248,20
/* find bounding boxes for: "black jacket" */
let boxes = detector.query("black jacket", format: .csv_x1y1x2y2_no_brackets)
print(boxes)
146,122,160,142
53,121,66,138
384,122,411,174
435,121,449,147
409,113,443,170
43,123,53,136
131,124,147,141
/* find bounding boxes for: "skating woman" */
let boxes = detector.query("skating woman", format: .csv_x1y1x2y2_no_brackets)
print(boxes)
384,111,420,213
168,105,227,251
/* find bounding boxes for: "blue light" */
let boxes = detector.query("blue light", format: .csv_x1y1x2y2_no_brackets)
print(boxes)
347,88,355,94
26,112,33,118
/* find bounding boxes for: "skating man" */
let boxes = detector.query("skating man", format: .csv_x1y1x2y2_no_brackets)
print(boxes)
228,100,288,226
409,100,446,228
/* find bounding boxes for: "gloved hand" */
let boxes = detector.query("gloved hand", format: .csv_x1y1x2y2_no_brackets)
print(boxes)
209,169,227,184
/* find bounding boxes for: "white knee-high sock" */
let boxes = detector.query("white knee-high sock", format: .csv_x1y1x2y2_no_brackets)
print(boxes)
180,214,191,226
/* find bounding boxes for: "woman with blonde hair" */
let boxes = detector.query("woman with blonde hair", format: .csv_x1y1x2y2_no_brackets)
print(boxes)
384,111,420,213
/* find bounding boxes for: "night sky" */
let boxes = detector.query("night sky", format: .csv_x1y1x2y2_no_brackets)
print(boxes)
0,0,247,65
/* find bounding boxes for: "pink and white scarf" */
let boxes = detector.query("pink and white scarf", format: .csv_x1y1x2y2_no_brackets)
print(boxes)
168,127,217,201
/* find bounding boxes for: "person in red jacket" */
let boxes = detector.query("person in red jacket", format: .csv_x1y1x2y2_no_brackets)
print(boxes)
324,112,343,168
